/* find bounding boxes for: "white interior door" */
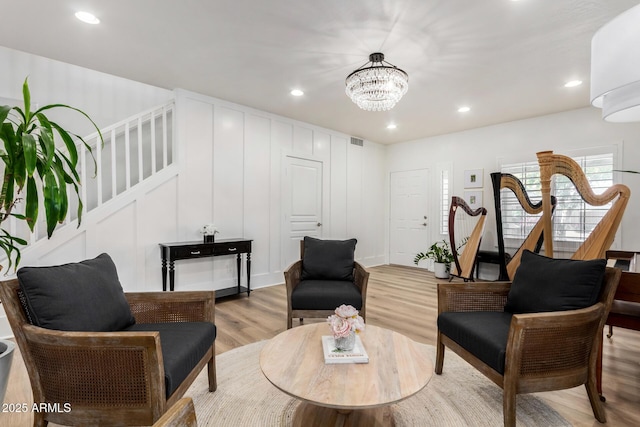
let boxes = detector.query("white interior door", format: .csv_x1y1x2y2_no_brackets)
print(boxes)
282,156,323,268
389,169,430,266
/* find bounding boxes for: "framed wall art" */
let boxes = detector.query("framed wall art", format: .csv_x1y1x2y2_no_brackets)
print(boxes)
464,169,483,188
464,190,483,210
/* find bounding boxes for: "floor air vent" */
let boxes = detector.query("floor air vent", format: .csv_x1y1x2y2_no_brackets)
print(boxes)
350,137,364,147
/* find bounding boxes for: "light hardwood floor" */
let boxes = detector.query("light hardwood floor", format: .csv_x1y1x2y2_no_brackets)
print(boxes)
2,264,639,426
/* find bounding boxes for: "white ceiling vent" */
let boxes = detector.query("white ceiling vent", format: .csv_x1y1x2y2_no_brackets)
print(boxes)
350,137,364,147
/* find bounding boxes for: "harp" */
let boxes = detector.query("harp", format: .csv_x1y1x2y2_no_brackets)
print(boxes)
491,172,557,281
537,150,630,260
448,196,487,281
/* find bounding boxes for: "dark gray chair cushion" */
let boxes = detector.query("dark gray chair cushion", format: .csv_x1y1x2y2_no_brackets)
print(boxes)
505,250,606,314
17,253,135,331
125,322,216,397
438,311,513,374
301,237,357,281
291,280,362,310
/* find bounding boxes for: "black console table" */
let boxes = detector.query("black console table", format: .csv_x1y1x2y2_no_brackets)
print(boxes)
159,238,252,298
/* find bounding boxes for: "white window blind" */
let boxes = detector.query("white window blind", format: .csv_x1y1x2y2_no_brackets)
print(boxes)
500,152,614,245
440,169,450,235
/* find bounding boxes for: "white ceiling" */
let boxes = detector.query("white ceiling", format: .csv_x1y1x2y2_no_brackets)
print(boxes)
0,0,637,144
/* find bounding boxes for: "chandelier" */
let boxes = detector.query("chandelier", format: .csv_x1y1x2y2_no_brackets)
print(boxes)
345,53,409,111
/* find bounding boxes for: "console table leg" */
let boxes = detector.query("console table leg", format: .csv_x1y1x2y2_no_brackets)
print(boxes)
162,259,167,292
247,252,252,296
169,261,175,292
236,253,241,294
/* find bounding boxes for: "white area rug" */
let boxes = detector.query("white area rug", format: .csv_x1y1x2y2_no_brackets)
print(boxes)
185,341,570,426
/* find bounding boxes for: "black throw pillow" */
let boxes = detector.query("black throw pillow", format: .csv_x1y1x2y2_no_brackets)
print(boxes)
301,237,357,281
17,253,136,331
505,250,606,314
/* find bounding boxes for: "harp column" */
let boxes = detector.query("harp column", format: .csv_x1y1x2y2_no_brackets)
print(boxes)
537,151,555,258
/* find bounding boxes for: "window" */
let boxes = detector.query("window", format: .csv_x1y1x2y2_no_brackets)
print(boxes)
440,169,450,235
500,152,614,247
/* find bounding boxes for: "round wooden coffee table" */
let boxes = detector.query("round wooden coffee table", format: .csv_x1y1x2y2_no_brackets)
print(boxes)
260,323,433,426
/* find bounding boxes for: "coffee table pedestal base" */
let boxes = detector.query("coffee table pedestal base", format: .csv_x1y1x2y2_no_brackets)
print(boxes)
293,402,394,427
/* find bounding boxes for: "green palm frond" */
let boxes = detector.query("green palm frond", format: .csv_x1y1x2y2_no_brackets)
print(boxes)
0,77,102,272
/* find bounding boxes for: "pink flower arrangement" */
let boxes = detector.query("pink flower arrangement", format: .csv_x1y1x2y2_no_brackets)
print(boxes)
327,304,365,338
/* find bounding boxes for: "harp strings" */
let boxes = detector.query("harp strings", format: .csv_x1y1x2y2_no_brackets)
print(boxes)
453,205,478,257
537,150,630,260
449,196,486,280
492,172,554,280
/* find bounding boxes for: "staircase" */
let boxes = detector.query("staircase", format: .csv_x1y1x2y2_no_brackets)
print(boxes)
4,100,176,249
1,101,177,337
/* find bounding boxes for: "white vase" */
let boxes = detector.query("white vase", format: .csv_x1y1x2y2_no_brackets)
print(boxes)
434,262,450,279
0,339,15,404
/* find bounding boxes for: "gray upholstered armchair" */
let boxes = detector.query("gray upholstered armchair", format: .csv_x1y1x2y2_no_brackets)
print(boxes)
285,237,369,329
435,250,620,427
0,253,216,426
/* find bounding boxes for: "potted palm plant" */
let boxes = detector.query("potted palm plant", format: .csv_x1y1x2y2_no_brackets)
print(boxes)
0,77,101,402
414,240,454,279
0,77,100,270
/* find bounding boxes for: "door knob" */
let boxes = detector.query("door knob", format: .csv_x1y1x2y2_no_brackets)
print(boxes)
317,222,322,227
422,222,427,226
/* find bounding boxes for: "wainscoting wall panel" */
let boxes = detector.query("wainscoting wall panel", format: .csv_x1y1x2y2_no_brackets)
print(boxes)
95,202,138,288
330,136,348,239
0,75,387,336
140,177,179,292
174,89,387,291
314,131,331,159
347,139,364,249
38,233,88,268
244,114,272,282
294,126,313,155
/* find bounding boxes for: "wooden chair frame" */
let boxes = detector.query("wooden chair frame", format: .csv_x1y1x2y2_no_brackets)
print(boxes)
435,267,621,427
153,397,198,427
0,279,216,427
284,240,369,329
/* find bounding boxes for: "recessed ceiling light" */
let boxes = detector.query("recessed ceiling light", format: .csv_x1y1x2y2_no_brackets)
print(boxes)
387,123,397,129
564,80,583,88
457,106,471,113
290,89,304,97
75,11,100,24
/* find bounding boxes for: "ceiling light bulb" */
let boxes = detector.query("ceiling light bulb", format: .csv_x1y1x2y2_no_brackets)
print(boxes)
75,11,100,24
564,80,583,88
387,123,397,129
458,106,471,113
290,89,304,97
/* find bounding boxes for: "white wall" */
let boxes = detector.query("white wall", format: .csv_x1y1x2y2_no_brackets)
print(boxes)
0,48,175,337
0,46,173,135
173,90,387,292
6,44,639,338
387,107,640,262
0,50,387,337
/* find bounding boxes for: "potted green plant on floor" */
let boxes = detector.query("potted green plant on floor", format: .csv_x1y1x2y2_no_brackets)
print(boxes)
0,77,100,271
0,77,101,402
414,240,454,279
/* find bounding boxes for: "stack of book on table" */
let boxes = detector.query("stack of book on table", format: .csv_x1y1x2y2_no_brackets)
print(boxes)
321,335,369,364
